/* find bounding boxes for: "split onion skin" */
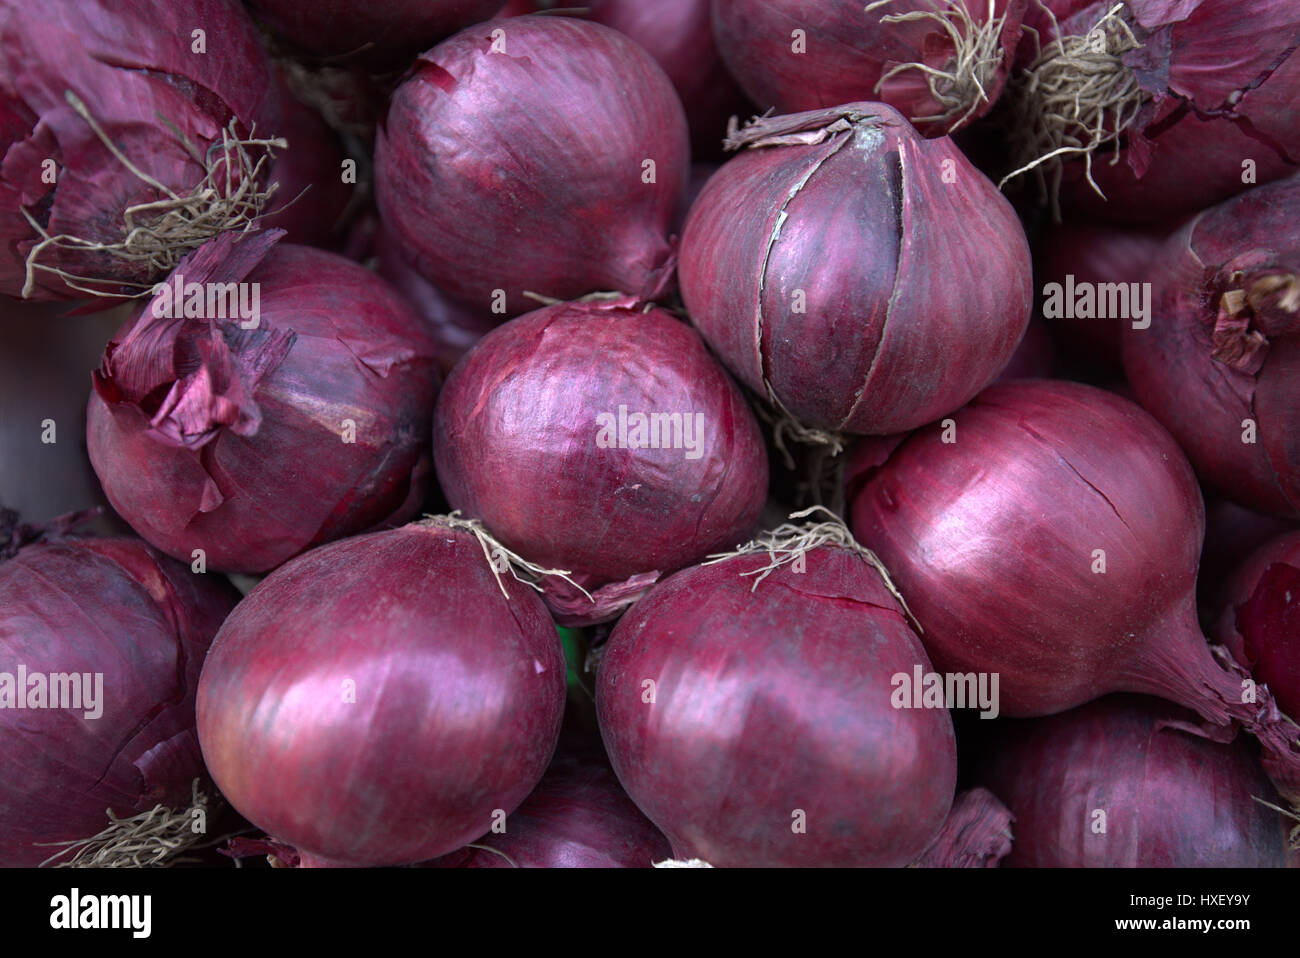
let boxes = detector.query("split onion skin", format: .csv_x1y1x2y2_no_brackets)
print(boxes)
196,523,567,867
596,545,957,867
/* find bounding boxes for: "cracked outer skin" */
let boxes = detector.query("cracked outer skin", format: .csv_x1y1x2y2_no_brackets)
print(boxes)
1122,174,1300,519
849,380,1207,717
596,545,955,867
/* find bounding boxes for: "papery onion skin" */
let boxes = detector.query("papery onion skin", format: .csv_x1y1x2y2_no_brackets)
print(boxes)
426,745,672,868
87,231,439,575
712,0,1027,135
1020,1,1300,224
0,533,239,867
196,522,566,867
375,16,688,317
1121,174,1300,519
975,696,1298,867
246,0,506,67
1214,531,1300,719
680,103,1031,435
596,546,957,867
434,298,768,598
0,0,281,300
913,788,1014,868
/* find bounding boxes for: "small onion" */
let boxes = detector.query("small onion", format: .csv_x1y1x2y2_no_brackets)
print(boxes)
0,523,239,866
87,231,440,574
196,520,566,867
975,696,1299,867
680,103,1031,435
1122,174,1300,519
434,298,768,624
375,15,689,317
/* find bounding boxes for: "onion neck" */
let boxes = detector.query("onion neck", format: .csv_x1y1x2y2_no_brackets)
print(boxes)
1211,268,1299,371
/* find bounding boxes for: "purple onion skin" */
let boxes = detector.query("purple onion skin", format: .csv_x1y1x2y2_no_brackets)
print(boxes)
0,536,239,867
263,76,351,250
1122,174,1300,519
680,103,1032,435
434,299,768,584
1215,531,1300,719
87,236,440,575
0,0,281,299
427,746,672,867
712,0,1026,135
247,0,505,67
976,696,1298,867
197,523,566,867
375,16,689,317
1025,1,1300,224
597,546,957,867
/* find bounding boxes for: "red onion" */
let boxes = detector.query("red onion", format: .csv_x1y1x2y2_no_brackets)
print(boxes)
1122,174,1300,519
914,788,1015,867
712,0,1028,135
87,230,440,575
848,379,1300,803
263,75,351,250
196,519,567,867
0,520,239,866
0,0,282,300
975,696,1298,867
1033,218,1167,378
1199,498,1295,613
1006,1,1300,224
1215,531,1300,720
434,298,768,625
373,225,499,379
246,0,506,68
596,522,957,866
375,16,688,317
427,744,672,867
680,104,1031,436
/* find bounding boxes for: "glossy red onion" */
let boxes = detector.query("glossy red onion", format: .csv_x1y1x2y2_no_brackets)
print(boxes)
0,0,281,300
0,522,239,866
848,379,1300,803
434,298,768,624
246,0,505,67
596,540,957,867
1214,531,1300,719
1122,175,1300,519
975,696,1298,867
1009,1,1300,224
196,520,566,867
427,745,672,867
375,16,688,317
680,104,1031,435
712,0,1027,135
87,231,439,574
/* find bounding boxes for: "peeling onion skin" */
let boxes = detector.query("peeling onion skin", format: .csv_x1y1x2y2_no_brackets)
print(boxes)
434,299,768,587
1122,174,1300,519
375,16,689,318
1215,531,1300,719
679,103,1031,436
975,696,1299,868
711,0,1027,135
0,537,239,867
87,234,440,575
196,524,566,868
596,546,957,867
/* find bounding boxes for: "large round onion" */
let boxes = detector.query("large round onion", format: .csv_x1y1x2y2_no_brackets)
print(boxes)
0,0,281,300
596,530,957,866
680,103,1031,435
975,696,1299,867
1122,174,1300,519
375,15,688,317
0,526,238,866
434,298,768,624
196,520,566,867
87,231,440,574
848,379,1300,802
712,0,1027,135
